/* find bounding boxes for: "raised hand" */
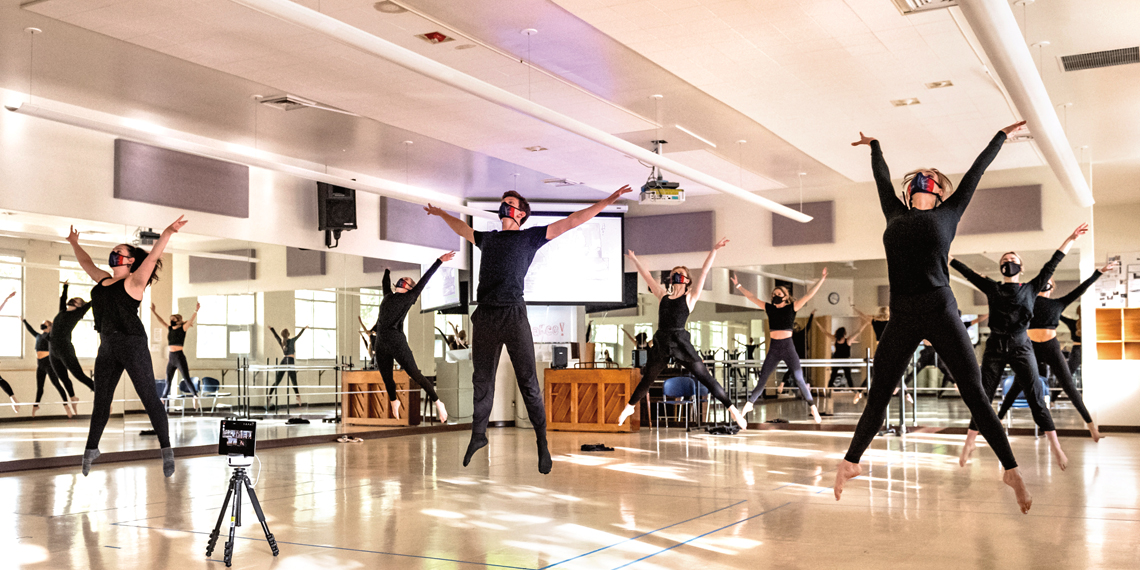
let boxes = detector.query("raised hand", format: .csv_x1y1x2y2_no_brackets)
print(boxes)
821,267,828,279
67,226,80,244
195,302,201,311
713,237,730,250
1001,120,1028,136
1070,222,1090,240
851,132,876,146
610,185,633,200
730,273,739,287
626,249,637,260
150,303,156,311
5,291,15,300
1101,260,1120,273
440,251,457,263
424,203,445,217
165,215,188,234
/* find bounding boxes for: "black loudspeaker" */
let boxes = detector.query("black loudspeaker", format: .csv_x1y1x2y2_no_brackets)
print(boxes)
317,183,357,231
631,349,648,368
552,346,568,369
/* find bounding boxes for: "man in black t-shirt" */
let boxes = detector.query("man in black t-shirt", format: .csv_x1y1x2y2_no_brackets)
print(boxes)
426,185,631,474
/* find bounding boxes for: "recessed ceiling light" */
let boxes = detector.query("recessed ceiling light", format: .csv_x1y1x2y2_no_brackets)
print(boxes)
524,146,547,152
890,98,921,106
374,1,407,14
925,80,953,89
416,32,453,44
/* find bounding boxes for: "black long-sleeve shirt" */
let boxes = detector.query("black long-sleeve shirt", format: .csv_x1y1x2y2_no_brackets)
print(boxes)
270,327,304,356
1029,270,1102,330
374,259,442,332
874,132,1007,298
951,250,1064,336
51,283,92,347
24,319,50,352
1059,316,1081,343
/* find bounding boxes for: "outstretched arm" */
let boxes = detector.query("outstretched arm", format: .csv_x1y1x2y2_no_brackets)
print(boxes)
546,186,632,241
731,272,766,309
689,238,729,305
127,216,187,297
59,282,69,313
850,320,871,343
950,258,994,294
1057,261,1115,306
424,204,475,244
944,121,1025,214
23,319,37,338
794,268,828,311
0,291,15,315
66,226,111,283
382,268,393,296
853,133,905,218
626,250,667,300
185,303,200,329
269,327,282,346
150,303,170,328
408,252,456,299
813,319,835,340
294,326,308,340
1031,223,1088,290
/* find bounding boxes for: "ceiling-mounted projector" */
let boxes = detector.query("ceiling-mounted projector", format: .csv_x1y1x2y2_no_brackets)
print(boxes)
639,139,685,204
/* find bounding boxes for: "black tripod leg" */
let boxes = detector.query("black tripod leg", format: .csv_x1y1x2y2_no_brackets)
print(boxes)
224,476,243,567
242,475,279,556
206,475,237,557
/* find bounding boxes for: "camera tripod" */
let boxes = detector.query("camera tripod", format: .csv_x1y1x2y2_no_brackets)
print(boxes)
206,463,279,567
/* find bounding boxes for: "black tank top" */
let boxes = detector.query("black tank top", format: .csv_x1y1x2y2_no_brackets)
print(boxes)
765,302,796,331
834,340,851,359
168,325,187,347
872,320,888,340
91,278,145,336
657,295,689,330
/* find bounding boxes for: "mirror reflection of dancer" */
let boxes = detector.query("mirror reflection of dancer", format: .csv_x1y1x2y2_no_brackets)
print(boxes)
50,283,96,398
268,325,308,404
1061,308,1083,374
817,320,869,389
427,184,632,474
0,292,19,412
23,318,74,417
621,240,749,430
150,302,201,410
852,307,889,404
69,217,185,477
951,224,1087,470
372,251,456,422
835,122,1033,514
995,260,1115,441
733,270,827,423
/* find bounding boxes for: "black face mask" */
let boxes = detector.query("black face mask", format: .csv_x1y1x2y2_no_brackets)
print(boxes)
1000,261,1021,277
670,273,689,285
498,202,524,226
907,172,943,207
771,295,785,305
40,324,48,331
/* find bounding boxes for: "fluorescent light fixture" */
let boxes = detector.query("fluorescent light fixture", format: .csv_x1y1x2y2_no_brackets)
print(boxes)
674,124,716,148
227,0,811,223
5,101,498,221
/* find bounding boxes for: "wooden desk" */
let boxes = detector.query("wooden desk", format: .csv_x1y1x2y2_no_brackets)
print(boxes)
545,368,640,432
343,370,420,426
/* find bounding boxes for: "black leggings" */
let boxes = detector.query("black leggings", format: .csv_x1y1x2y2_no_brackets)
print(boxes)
629,329,732,408
270,356,299,397
164,350,198,397
828,367,854,388
998,337,1091,424
86,333,170,450
748,337,813,405
471,305,546,438
970,334,1055,432
0,375,12,397
374,330,440,402
844,287,1018,469
1068,344,1082,374
49,342,95,391
35,356,71,403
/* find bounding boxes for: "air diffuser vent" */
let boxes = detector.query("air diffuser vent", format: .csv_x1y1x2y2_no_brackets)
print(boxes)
891,0,958,15
258,95,358,117
543,178,582,187
1060,47,1139,72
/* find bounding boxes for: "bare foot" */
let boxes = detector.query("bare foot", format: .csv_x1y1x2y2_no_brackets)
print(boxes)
1087,422,1102,443
617,404,635,426
729,406,748,430
853,392,862,405
741,401,754,416
1046,431,1068,470
959,430,978,467
64,404,74,419
10,396,19,414
1003,468,1033,514
391,399,401,420
905,392,914,404
435,400,449,423
810,405,822,424
834,459,862,501
31,405,38,418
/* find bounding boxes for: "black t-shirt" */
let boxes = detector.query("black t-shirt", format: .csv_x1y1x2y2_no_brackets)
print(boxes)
765,302,796,331
951,250,1064,336
1029,270,1102,330
474,225,550,305
871,320,888,340
168,325,187,347
91,278,145,336
833,340,852,359
657,294,690,330
872,132,1006,299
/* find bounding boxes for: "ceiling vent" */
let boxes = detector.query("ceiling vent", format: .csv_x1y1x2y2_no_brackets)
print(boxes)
258,95,359,116
1059,47,1139,72
891,0,958,15
890,98,921,107
543,178,582,187
524,146,548,152
1007,133,1034,143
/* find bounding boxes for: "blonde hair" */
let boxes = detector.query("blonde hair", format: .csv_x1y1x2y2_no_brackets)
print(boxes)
876,306,890,320
773,285,796,305
668,266,691,295
901,168,953,201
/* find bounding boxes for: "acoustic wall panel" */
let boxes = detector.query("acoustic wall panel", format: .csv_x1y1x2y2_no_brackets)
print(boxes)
958,185,1042,235
973,289,987,306
877,285,890,307
730,272,760,297
381,198,462,250
772,201,833,246
286,247,326,277
363,257,420,273
624,211,714,255
189,249,256,283
114,139,249,218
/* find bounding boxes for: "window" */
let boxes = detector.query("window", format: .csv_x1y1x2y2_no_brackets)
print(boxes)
709,321,728,353
593,324,621,364
295,290,337,360
0,254,23,358
634,324,653,345
196,294,255,359
59,259,99,358
734,333,748,358
686,321,702,351
434,313,466,358
359,288,382,360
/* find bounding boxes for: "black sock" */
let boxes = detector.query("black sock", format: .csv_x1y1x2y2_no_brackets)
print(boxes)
537,434,552,474
463,432,488,467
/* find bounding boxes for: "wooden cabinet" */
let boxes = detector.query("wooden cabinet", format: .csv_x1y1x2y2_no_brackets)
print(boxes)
1095,308,1140,360
545,368,641,433
343,370,420,426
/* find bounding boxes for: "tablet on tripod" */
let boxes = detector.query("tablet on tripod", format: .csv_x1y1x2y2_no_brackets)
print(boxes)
219,420,257,458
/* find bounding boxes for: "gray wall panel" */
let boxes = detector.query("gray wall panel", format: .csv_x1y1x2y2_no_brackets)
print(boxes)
189,249,257,283
877,285,890,307
114,139,249,218
381,198,463,250
772,201,834,246
625,211,714,255
286,247,326,277
958,185,1042,235
363,257,420,273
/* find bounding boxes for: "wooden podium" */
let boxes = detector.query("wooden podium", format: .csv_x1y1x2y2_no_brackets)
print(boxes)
343,370,420,426
545,368,640,432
